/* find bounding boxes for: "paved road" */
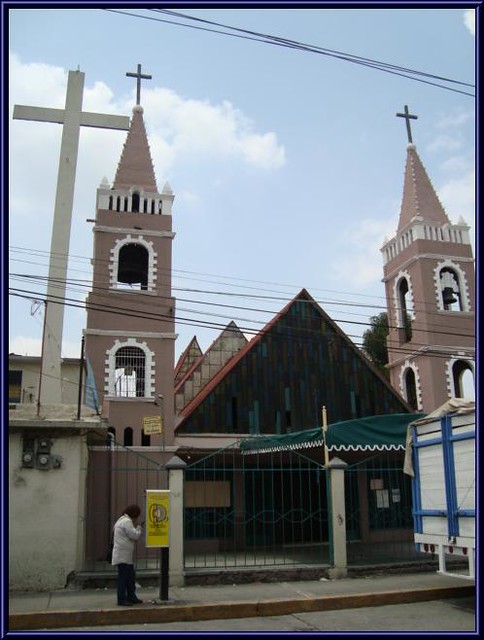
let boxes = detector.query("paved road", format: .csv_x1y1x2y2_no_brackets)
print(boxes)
44,596,476,632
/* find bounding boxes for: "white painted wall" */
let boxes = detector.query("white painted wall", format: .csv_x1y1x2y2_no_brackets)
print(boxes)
8,422,99,591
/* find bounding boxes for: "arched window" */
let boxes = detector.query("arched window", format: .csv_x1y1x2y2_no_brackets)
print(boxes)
439,267,462,311
124,427,133,446
116,196,121,212
107,426,116,446
117,243,149,290
404,368,418,410
398,278,412,342
114,346,146,397
141,431,151,447
453,360,475,399
132,192,140,213
108,195,113,210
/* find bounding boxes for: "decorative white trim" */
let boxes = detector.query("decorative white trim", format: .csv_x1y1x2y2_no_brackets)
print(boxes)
381,219,473,265
105,338,155,397
241,439,405,455
446,357,475,398
109,235,156,292
95,225,175,239
399,360,423,411
434,259,471,312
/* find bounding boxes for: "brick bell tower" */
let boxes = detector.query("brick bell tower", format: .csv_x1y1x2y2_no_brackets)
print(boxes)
84,66,176,450
381,106,475,413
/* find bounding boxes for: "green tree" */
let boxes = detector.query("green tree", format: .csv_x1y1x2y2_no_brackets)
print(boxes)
362,312,389,374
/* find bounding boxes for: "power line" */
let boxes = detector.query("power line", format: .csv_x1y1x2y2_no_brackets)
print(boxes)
8,245,475,330
9,245,390,305
9,256,476,338
9,287,475,360
103,8,475,97
9,268,475,340
155,8,475,93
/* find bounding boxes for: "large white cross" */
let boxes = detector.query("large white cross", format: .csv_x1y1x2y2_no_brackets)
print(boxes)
13,69,130,407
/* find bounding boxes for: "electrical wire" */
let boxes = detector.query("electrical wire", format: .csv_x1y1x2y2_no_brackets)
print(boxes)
9,286,475,362
103,8,475,97
8,268,475,341
8,245,475,333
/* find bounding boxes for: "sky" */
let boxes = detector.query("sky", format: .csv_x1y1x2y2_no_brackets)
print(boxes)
7,5,476,364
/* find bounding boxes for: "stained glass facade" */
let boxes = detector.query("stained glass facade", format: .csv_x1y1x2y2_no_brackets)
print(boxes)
177,291,409,435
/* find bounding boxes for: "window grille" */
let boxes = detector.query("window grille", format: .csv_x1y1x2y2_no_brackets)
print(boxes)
114,347,146,397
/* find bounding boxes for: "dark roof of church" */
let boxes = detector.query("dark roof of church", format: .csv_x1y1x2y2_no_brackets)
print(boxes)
176,289,411,435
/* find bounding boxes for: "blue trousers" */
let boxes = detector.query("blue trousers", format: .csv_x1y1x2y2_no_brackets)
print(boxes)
116,563,136,604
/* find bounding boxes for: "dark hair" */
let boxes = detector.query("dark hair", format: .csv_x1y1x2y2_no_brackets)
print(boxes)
124,504,141,519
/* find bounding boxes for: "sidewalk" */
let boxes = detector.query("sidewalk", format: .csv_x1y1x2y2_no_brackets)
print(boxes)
9,571,475,630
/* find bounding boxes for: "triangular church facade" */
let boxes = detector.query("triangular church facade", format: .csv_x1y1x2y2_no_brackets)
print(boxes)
175,289,410,441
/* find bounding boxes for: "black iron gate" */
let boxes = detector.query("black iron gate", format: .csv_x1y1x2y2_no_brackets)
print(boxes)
84,438,168,571
344,450,428,565
184,443,329,568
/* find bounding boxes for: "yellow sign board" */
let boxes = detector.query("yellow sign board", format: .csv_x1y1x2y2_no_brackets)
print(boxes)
143,415,163,435
145,490,170,548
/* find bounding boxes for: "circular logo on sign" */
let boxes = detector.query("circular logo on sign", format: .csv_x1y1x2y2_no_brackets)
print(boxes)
149,503,167,524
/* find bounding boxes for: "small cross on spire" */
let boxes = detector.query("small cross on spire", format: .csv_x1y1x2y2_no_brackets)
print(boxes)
126,64,152,106
396,105,418,144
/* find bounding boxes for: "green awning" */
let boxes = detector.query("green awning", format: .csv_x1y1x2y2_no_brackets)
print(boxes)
240,413,425,455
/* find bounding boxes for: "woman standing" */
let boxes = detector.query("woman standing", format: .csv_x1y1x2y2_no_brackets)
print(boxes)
111,504,143,606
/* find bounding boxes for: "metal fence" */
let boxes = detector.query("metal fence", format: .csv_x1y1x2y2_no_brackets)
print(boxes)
344,451,428,565
83,441,428,573
184,444,329,568
83,439,168,571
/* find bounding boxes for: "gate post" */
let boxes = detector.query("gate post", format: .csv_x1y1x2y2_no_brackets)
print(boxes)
327,456,348,579
166,455,187,587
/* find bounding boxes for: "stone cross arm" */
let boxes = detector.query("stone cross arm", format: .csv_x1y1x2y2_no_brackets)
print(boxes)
13,105,130,130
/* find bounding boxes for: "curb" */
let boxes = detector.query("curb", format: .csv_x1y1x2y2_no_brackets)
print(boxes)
8,584,474,630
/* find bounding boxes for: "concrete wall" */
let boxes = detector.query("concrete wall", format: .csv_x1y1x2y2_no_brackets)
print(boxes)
9,414,103,591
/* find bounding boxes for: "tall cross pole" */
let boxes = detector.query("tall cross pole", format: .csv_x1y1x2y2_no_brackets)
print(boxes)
13,69,130,407
396,105,418,144
126,64,152,105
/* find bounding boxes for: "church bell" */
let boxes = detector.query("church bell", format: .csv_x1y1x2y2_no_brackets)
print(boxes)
442,287,457,305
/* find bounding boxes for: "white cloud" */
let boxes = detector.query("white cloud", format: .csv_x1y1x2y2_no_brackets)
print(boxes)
9,56,67,108
463,9,475,36
9,53,286,212
143,88,286,171
440,155,471,174
9,336,81,358
426,134,463,154
331,216,398,288
9,54,286,356
435,111,473,130
438,169,475,241
9,336,42,357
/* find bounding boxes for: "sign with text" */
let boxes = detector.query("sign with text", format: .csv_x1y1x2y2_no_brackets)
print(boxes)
145,490,170,548
143,415,163,435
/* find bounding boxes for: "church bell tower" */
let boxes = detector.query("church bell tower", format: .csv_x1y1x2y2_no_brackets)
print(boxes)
381,106,475,413
84,65,176,449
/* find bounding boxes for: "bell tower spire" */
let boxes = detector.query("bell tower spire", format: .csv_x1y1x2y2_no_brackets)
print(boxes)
381,106,475,412
84,65,176,452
